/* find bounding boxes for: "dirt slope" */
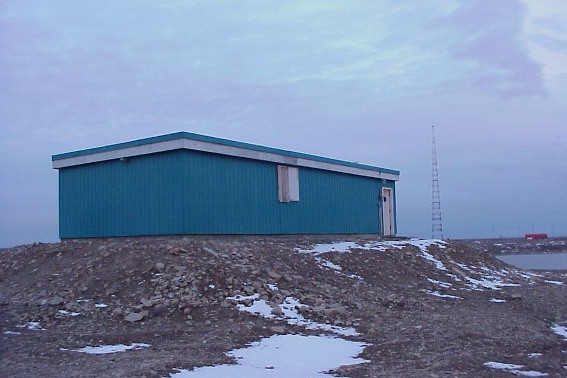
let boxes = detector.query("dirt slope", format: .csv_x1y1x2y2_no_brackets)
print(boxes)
1,236,566,377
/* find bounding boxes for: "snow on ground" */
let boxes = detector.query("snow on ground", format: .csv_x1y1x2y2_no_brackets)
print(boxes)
448,260,524,292
518,272,544,280
419,249,447,271
551,324,567,341
60,343,151,354
223,283,366,377
229,288,358,337
296,238,446,256
528,353,543,358
544,280,563,285
297,239,449,280
3,331,22,335
168,334,368,378
298,238,528,293
16,322,45,331
314,256,343,272
464,275,521,291
296,239,446,256
453,262,473,272
489,299,507,303
313,256,363,280
296,241,363,254
58,310,81,316
484,361,548,377
422,290,462,299
427,278,452,289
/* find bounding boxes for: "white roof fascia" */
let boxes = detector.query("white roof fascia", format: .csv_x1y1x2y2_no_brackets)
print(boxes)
52,138,399,181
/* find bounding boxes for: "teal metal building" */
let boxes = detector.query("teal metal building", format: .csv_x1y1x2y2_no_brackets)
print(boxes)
52,132,399,238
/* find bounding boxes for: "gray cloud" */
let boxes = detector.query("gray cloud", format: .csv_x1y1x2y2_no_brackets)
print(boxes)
440,0,546,97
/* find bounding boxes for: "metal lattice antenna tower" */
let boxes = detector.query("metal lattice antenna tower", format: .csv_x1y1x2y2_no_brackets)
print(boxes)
432,125,444,240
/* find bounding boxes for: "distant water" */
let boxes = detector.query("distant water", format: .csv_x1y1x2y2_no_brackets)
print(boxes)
497,253,567,270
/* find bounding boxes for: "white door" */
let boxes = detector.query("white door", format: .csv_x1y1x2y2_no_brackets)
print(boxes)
382,188,394,236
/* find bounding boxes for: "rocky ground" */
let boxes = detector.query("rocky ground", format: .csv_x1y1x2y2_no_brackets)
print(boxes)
1,236,566,377
458,237,567,255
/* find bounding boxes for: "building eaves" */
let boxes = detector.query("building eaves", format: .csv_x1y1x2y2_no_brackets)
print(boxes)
52,131,400,181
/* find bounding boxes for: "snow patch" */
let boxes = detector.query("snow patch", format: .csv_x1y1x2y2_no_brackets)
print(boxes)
296,238,446,255
95,303,108,308
313,257,363,281
230,292,358,337
527,353,542,358
518,272,543,280
465,276,521,291
489,299,507,303
229,283,358,337
17,322,45,331
58,310,81,316
484,361,547,376
346,273,364,280
315,257,343,272
419,250,447,271
168,334,368,378
422,290,461,299
551,324,567,341
61,343,151,354
427,278,452,289
296,241,362,254
299,239,525,292
453,262,473,272
3,331,22,335
297,239,448,273
450,262,523,291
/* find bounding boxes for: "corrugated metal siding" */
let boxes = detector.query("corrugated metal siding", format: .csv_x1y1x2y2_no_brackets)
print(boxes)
281,168,380,233
59,149,392,238
183,150,276,234
60,151,190,238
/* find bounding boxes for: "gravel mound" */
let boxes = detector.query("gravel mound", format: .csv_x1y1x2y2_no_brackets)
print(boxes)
1,236,566,377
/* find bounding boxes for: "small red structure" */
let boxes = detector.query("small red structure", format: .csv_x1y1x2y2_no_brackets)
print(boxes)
524,233,548,240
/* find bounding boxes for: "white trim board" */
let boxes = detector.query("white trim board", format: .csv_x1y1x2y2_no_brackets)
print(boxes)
53,138,399,181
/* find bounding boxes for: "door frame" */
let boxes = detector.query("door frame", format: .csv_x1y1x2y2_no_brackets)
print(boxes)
381,187,395,236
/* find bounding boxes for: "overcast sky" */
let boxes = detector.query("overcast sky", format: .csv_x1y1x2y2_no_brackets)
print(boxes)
1,0,566,247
